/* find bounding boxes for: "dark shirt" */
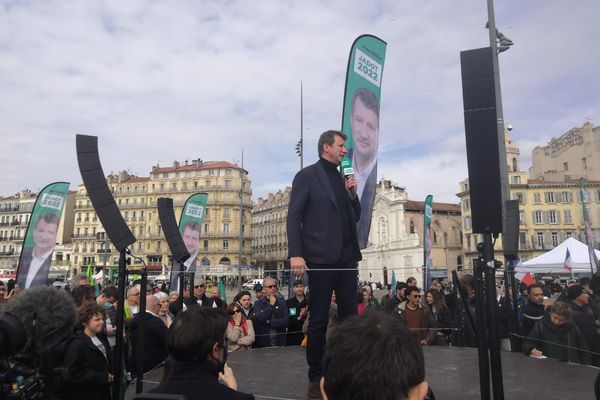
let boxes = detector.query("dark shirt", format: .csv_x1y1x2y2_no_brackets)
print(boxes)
319,158,353,246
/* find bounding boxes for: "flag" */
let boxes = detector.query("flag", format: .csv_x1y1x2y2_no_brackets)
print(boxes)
341,34,387,250
15,182,70,289
87,264,100,296
423,195,433,291
218,277,227,303
564,248,573,273
390,270,397,291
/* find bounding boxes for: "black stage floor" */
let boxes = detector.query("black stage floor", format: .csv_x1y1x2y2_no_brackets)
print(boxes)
127,346,599,399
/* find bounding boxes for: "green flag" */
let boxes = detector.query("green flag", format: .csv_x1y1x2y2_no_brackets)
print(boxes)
218,277,227,303
340,35,387,250
423,195,433,290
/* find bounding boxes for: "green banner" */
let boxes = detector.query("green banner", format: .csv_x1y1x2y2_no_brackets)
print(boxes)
16,182,70,289
169,193,209,291
423,195,433,290
341,34,387,249
580,178,598,274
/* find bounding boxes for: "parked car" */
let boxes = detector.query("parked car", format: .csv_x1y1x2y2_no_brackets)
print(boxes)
242,278,263,290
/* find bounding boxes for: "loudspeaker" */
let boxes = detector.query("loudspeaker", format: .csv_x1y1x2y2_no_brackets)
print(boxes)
503,200,520,260
76,134,136,251
157,198,190,264
460,47,507,234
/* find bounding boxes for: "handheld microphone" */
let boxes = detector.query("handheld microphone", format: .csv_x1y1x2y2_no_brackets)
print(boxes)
341,157,356,196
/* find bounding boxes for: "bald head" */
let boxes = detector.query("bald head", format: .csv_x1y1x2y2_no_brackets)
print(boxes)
146,294,159,310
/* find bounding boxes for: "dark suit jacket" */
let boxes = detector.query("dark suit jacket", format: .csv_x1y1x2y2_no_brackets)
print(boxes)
16,247,52,288
287,160,362,264
356,163,377,249
128,312,169,374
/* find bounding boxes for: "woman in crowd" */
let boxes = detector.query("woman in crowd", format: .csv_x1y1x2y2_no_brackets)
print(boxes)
225,301,255,352
233,290,254,318
64,303,113,400
168,291,179,304
155,291,173,328
425,289,452,345
523,302,591,365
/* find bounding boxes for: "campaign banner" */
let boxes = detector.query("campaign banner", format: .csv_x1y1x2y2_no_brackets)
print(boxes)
423,195,433,291
16,182,69,289
169,193,208,291
580,178,598,274
340,34,387,249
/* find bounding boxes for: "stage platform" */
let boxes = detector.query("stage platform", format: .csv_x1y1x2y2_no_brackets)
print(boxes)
126,346,599,399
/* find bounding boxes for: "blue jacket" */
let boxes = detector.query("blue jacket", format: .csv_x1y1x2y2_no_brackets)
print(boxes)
251,295,289,347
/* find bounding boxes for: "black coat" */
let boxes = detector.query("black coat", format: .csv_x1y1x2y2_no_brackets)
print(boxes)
566,299,600,366
286,295,308,346
169,294,217,316
16,247,52,288
128,312,169,374
521,300,545,337
63,331,112,400
287,159,362,264
149,360,254,400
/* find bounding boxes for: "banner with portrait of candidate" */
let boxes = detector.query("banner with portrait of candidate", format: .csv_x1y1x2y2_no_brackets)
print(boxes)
169,192,208,292
16,182,70,289
341,35,387,249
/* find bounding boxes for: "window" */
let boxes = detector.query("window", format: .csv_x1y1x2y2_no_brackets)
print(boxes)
551,232,559,247
223,240,229,250
564,209,573,224
204,240,209,250
536,232,544,248
534,210,543,224
224,180,231,188
563,162,568,171
171,182,177,190
223,208,230,218
463,199,470,211
204,224,209,234
582,157,588,170
182,182,188,191
562,191,573,203
157,241,161,251
548,210,559,224
519,212,525,224
511,175,521,184
514,192,524,204
519,232,527,248
466,234,471,252
463,217,471,230
565,231,573,239
223,223,229,234
534,193,541,204
545,192,556,203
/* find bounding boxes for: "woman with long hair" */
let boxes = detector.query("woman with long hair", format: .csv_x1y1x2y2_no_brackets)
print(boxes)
225,302,255,352
426,288,452,346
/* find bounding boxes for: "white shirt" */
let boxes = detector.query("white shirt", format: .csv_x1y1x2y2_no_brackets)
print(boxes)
352,155,377,201
25,247,53,288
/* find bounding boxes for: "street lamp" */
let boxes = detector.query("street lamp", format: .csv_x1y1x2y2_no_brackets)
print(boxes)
97,228,108,287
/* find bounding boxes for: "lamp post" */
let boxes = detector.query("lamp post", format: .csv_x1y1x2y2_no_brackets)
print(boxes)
97,229,108,287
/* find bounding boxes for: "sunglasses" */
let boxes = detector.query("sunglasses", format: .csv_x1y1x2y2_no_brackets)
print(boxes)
194,284,204,288
265,285,277,289
412,294,422,298
229,309,241,315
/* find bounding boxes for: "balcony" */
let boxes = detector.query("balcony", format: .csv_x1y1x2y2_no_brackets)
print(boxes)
0,207,19,213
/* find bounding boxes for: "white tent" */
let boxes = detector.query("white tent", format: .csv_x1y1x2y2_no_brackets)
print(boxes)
515,237,600,274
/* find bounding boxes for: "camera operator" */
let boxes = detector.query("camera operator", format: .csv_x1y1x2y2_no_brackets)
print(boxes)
148,307,254,399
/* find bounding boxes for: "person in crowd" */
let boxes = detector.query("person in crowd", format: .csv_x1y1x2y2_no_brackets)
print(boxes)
452,274,477,347
394,286,436,346
72,285,97,309
211,286,227,309
194,277,217,307
425,289,451,346
379,284,393,310
234,290,254,318
384,282,408,313
361,285,380,309
64,303,112,400
565,284,600,366
406,277,418,287
520,284,549,336
168,291,179,304
0,280,6,305
226,302,255,352
124,285,140,317
523,302,591,365
252,277,288,348
254,283,264,301
128,295,168,374
148,307,254,399
497,285,518,351
431,280,443,294
580,276,600,319
69,273,90,292
320,312,429,400
286,279,309,346
154,291,173,328
96,286,117,348
358,287,378,316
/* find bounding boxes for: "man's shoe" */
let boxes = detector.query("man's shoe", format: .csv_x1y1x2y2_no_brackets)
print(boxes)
307,381,323,399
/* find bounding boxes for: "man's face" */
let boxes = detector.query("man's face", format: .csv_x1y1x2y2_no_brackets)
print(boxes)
322,135,347,165
240,294,252,309
32,219,58,254
351,98,379,165
264,279,277,298
529,287,544,305
397,287,406,299
432,281,442,292
575,292,589,305
194,282,205,297
407,279,417,287
211,288,220,299
293,284,304,296
127,289,140,305
182,227,200,254
408,291,421,307
86,313,105,334
550,313,568,327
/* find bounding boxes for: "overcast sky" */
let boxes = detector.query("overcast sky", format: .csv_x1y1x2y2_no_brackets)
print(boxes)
1,1,598,203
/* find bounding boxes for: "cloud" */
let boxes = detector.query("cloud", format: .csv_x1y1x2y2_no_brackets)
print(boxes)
0,0,598,205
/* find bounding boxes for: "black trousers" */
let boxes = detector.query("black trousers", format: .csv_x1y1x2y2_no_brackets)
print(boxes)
306,259,357,382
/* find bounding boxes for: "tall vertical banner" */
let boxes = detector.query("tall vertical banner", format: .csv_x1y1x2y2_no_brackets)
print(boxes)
580,178,598,274
423,195,433,291
341,35,387,249
16,182,69,289
169,193,208,292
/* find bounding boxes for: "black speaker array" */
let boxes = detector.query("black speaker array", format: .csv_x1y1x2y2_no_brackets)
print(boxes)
460,47,506,234
157,198,190,264
502,200,520,260
76,134,136,252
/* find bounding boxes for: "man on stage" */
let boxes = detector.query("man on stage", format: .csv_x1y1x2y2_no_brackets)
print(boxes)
287,130,362,399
